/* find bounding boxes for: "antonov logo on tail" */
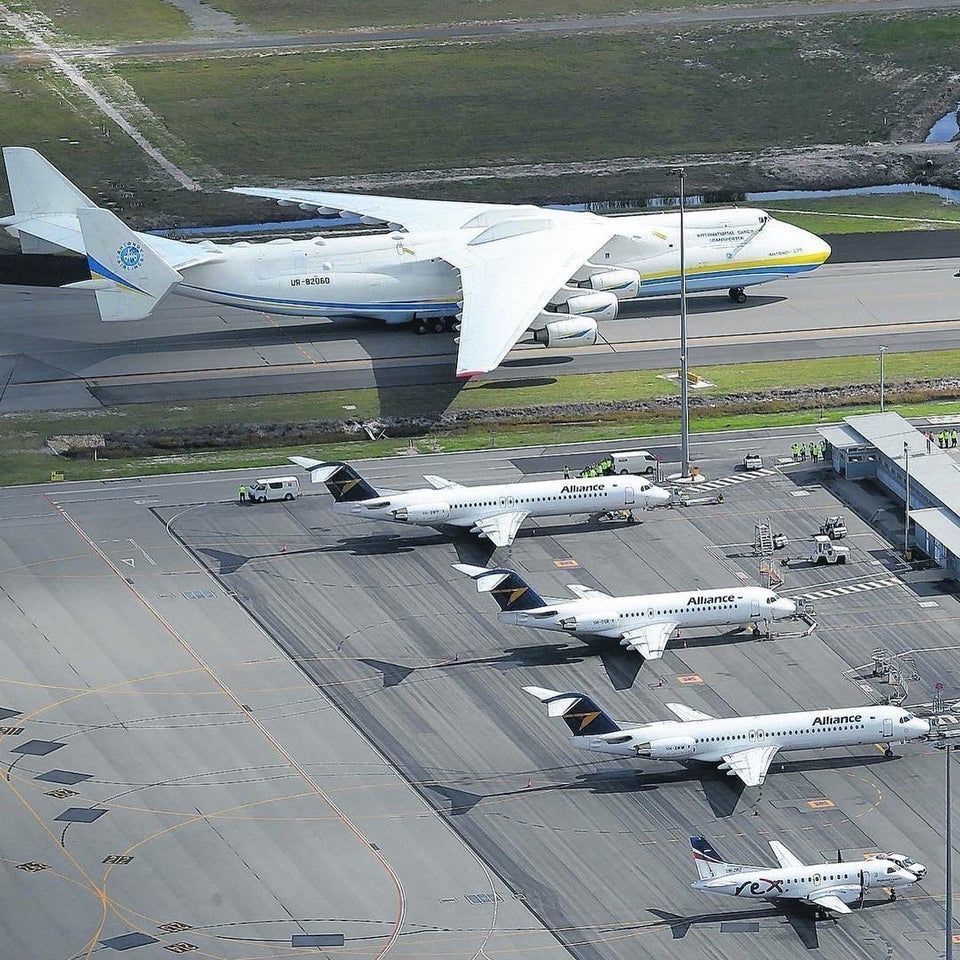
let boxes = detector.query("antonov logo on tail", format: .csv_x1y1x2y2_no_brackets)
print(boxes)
116,241,143,270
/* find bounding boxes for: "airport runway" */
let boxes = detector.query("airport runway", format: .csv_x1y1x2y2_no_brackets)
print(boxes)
3,0,958,63
1,257,958,411
2,427,957,959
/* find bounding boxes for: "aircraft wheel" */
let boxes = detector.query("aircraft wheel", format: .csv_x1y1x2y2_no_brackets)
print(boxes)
728,286,747,303
884,747,894,758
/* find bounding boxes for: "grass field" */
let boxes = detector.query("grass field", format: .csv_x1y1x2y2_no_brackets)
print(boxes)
3,350,959,486
211,0,787,32
15,0,190,43
765,194,960,234
116,14,960,179
6,398,960,487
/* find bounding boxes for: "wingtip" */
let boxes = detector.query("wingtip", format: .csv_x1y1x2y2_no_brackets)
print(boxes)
522,685,562,701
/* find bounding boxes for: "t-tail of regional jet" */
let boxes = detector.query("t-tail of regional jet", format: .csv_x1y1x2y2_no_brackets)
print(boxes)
523,687,621,737
287,458,382,502
453,565,549,612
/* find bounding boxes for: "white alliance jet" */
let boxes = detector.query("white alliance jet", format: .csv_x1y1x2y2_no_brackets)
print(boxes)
289,459,669,547
690,835,926,917
523,687,930,786
454,565,797,658
1,146,831,378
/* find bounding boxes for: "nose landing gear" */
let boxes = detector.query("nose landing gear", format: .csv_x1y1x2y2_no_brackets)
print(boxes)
728,286,747,304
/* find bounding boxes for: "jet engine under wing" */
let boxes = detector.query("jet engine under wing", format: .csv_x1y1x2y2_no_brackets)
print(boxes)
620,622,678,659
802,893,852,915
445,217,618,377
720,745,780,788
472,511,529,548
228,186,501,232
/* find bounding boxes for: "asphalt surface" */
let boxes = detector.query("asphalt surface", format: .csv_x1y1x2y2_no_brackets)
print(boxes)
2,428,953,959
1,257,958,411
4,0,959,63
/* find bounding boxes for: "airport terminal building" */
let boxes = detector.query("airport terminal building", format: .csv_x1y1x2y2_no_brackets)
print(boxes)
818,412,960,578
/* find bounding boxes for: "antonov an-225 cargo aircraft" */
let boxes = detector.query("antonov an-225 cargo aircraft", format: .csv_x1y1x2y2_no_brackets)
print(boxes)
289,458,669,547
1,147,831,378
455,564,797,658
524,686,930,786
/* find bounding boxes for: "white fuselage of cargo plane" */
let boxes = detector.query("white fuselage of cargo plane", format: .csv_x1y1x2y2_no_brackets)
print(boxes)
155,209,827,321
0,148,832,377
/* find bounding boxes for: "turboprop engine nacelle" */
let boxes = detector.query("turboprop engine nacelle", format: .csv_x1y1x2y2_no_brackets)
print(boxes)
392,503,451,523
584,268,641,299
532,317,598,348
634,737,697,760
556,291,619,322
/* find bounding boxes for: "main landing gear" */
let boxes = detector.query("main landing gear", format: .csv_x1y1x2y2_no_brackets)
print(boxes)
728,286,747,304
414,316,458,335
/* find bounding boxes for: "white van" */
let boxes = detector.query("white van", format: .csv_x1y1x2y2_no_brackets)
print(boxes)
610,451,658,476
247,476,301,503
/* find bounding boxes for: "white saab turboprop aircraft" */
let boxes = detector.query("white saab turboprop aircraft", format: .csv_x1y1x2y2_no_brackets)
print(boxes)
0,147,831,378
288,459,669,547
690,835,925,917
454,565,797,658
523,687,930,786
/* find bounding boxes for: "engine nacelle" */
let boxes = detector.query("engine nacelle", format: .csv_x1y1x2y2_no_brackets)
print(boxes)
556,291,619,322
532,316,598,348
558,610,619,634
392,502,451,524
584,268,641,299
634,737,697,760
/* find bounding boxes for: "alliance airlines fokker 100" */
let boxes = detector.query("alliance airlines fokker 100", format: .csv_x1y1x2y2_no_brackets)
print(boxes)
524,687,930,786
690,836,926,917
455,565,797,658
289,459,670,548
1,147,831,378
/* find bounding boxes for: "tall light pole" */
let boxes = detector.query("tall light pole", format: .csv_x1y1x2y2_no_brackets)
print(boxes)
879,345,888,413
678,167,690,478
948,740,954,960
904,440,911,559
